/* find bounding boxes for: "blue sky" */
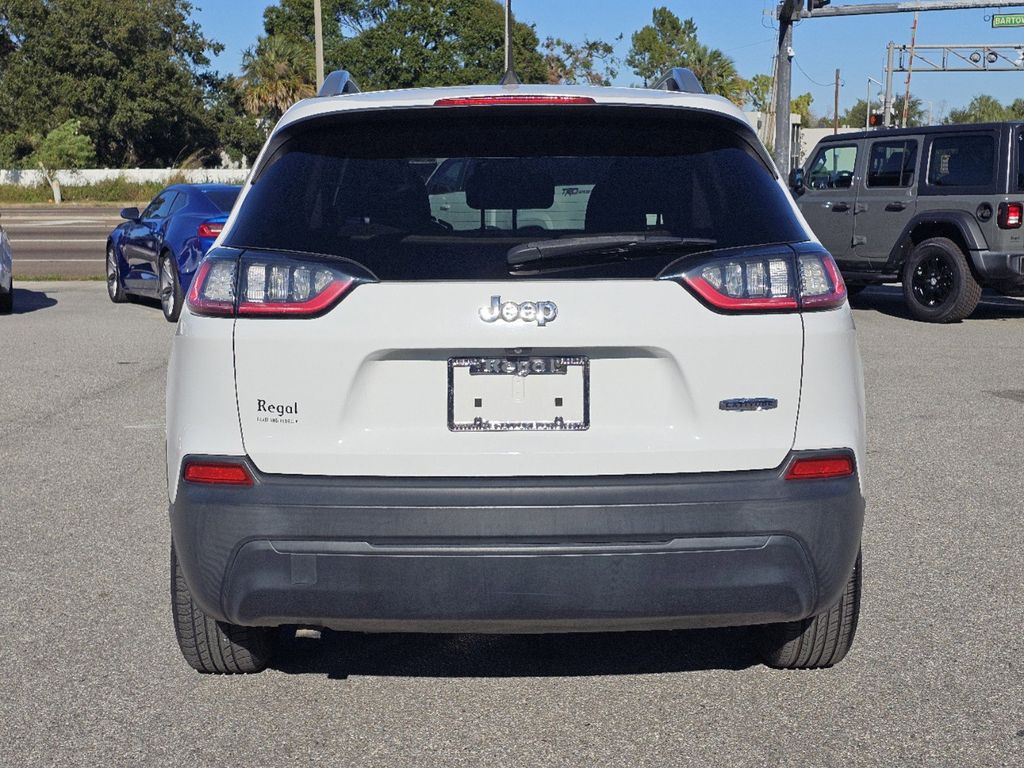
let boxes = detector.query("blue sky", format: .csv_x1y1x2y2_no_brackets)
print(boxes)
193,1,1024,120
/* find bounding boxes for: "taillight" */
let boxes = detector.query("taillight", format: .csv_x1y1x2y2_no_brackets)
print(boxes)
198,220,224,239
785,454,856,481
183,460,253,486
433,95,596,106
186,257,237,317
661,245,846,313
998,202,1023,229
186,250,373,319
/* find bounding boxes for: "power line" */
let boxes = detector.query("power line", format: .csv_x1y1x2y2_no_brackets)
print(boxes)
795,58,840,88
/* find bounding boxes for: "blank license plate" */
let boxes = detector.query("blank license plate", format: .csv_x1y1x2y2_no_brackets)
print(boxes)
448,356,589,432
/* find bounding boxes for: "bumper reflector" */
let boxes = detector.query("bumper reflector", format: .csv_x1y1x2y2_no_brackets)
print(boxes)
184,461,253,486
785,455,855,481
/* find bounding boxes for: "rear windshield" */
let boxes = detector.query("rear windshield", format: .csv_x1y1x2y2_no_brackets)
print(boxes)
204,188,240,212
227,107,805,280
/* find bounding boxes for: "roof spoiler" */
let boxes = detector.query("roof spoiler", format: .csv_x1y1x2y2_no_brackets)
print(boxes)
651,67,704,95
318,70,361,97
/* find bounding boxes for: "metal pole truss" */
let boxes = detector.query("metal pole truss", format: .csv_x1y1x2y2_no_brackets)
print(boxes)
891,43,1024,72
802,1,1024,18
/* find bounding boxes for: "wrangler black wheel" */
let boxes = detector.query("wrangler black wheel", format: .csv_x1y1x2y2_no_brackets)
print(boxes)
902,237,981,323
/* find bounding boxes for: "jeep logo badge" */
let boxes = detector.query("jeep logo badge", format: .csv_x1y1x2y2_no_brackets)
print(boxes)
479,295,558,326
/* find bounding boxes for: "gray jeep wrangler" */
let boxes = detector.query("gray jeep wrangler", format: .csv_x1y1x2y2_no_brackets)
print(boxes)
792,122,1024,322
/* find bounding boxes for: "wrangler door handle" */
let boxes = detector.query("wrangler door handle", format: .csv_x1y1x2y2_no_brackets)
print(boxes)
830,202,850,213
885,202,907,212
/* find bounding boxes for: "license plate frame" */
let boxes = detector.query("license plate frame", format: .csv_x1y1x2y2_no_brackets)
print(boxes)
447,356,590,432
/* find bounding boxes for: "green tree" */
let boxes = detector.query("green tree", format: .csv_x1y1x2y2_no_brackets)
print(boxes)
790,92,814,126
542,36,620,86
209,77,266,166
625,7,698,87
257,0,547,90
843,94,924,128
947,94,1011,124
626,7,745,104
0,0,222,167
237,35,316,122
29,120,96,204
746,74,774,112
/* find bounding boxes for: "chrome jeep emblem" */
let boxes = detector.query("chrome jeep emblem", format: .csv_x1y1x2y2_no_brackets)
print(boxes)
479,295,558,326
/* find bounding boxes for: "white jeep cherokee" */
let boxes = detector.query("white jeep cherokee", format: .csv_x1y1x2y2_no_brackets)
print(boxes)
167,71,866,674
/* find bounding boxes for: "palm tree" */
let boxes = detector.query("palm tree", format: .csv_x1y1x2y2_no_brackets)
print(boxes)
236,35,316,121
685,44,746,107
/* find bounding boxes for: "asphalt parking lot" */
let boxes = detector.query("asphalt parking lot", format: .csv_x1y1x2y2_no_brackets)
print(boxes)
1,281,1022,767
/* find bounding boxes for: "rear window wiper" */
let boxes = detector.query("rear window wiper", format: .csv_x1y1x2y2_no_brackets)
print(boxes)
507,235,717,271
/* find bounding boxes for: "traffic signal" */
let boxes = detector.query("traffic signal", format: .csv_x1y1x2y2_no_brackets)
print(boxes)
808,0,831,9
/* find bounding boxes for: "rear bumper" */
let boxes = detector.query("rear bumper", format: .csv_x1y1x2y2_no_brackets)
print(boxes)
971,250,1024,287
170,452,864,633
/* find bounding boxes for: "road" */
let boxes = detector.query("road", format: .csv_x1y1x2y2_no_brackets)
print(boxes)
1,282,1022,767
1,206,120,278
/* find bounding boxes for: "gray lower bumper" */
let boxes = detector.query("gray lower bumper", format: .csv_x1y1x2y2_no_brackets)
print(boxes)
971,250,1024,287
170,452,864,633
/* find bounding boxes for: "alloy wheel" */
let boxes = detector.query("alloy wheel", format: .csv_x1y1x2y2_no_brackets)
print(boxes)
106,247,119,300
911,252,955,308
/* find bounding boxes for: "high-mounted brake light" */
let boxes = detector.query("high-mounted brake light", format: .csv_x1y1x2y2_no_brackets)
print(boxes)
785,454,856,481
186,251,371,319
433,95,596,107
998,202,1023,229
198,221,224,239
184,461,253,486
663,245,846,313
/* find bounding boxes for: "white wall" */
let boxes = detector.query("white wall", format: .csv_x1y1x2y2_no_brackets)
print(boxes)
0,168,249,187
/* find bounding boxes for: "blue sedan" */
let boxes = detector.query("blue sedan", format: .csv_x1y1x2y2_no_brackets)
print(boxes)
105,184,241,321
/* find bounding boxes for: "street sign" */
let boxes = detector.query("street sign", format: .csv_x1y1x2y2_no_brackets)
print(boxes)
992,14,1024,28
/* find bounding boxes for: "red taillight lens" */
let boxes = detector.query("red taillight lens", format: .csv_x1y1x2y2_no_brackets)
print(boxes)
785,454,855,481
186,251,371,319
998,202,1023,229
433,95,596,106
184,461,253,486
198,221,224,239
664,245,846,313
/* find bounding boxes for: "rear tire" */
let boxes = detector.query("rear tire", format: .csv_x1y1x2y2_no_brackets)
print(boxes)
0,289,11,314
106,244,126,303
159,253,183,322
171,543,275,674
901,237,981,323
760,550,861,670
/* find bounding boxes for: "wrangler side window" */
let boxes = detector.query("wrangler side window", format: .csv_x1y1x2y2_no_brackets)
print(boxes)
927,134,995,188
807,145,858,190
867,140,918,188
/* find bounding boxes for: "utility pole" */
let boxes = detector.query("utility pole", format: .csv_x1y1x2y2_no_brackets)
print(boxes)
902,12,920,127
773,1,802,171
314,0,325,91
883,42,896,127
833,69,841,134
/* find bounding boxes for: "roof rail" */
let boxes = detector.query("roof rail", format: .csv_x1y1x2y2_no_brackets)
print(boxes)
318,70,361,97
651,67,704,95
